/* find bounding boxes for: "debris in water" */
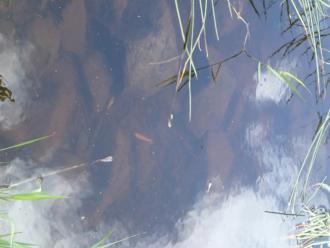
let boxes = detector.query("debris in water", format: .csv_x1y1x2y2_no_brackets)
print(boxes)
0,75,15,102
206,181,212,193
98,155,113,163
0,184,9,189
36,175,43,186
8,155,113,188
134,132,153,144
106,97,114,111
168,113,174,128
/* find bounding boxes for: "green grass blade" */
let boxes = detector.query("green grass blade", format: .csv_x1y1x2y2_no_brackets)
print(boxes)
288,0,327,96
0,134,54,152
211,0,219,40
0,238,35,248
257,61,261,84
288,109,330,212
302,120,330,198
157,70,193,88
279,70,311,94
226,0,233,17
6,190,65,201
95,234,141,248
266,65,304,99
188,0,196,121
91,230,113,248
183,17,192,50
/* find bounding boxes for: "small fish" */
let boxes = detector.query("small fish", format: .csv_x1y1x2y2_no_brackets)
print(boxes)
134,132,153,144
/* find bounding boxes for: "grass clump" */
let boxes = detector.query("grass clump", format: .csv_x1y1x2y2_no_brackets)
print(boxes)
0,135,129,247
258,61,312,100
293,205,330,247
288,109,330,213
0,135,64,247
91,230,141,248
170,0,311,120
280,0,330,97
282,110,330,246
174,0,220,121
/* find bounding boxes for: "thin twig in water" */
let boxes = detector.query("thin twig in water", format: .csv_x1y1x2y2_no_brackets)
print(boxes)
8,155,113,189
265,210,305,217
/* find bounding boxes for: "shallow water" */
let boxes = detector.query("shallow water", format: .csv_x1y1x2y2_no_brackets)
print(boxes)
0,0,329,247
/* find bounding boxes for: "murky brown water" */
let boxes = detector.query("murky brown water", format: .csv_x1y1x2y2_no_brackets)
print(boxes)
0,0,329,246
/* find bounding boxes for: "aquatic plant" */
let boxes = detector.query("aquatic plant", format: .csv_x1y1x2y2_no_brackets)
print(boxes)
282,109,330,246
0,134,121,247
0,135,64,247
274,0,330,98
288,109,330,213
173,0,220,121
258,62,311,99
0,187,64,247
287,182,330,247
0,131,130,247
289,0,329,96
91,230,141,248
249,0,330,98
291,205,330,247
168,0,311,120
0,133,54,152
266,111,330,245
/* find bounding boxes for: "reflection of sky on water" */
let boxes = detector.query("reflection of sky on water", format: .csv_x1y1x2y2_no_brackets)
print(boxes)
0,1,329,247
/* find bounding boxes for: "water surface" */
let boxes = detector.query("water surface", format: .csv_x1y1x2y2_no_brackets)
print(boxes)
0,1,329,247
